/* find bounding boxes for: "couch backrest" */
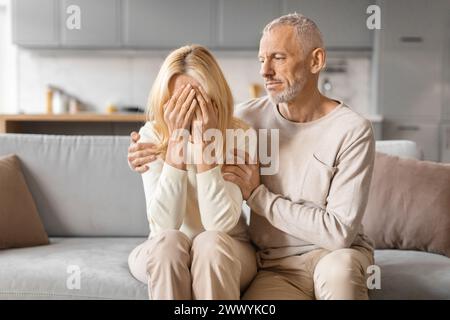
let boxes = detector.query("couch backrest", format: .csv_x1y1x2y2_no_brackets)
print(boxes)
0,134,420,237
0,134,148,237
375,140,422,160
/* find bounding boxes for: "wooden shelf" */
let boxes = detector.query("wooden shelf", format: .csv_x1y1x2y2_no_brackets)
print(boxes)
0,113,147,135
0,113,146,122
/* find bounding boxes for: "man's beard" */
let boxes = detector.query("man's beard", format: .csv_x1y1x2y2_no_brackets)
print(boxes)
268,76,307,105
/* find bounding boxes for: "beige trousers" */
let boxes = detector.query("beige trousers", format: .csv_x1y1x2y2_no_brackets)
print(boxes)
242,245,374,300
128,229,257,300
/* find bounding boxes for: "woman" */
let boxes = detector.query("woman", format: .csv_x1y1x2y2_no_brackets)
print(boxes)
127,45,257,300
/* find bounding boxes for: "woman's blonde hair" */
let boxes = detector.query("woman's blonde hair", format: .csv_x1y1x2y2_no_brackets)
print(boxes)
146,44,248,157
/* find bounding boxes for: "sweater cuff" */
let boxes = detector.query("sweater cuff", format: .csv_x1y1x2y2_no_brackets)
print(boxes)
246,184,277,217
162,162,187,180
196,165,221,184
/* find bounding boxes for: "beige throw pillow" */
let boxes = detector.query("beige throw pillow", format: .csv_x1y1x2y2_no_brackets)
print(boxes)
362,152,450,257
0,154,49,249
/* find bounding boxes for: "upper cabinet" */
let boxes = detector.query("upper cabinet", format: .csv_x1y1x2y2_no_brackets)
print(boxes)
281,0,374,49
61,0,121,48
217,0,280,49
376,0,448,121
381,0,442,50
12,0,60,47
12,0,375,50
13,0,121,48
123,0,214,48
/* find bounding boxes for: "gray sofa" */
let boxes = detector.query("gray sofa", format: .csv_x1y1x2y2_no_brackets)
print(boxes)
0,134,449,300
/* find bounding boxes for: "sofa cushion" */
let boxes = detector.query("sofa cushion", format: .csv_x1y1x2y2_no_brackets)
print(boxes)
370,250,450,300
363,152,450,257
0,237,148,299
0,154,49,249
0,239,448,300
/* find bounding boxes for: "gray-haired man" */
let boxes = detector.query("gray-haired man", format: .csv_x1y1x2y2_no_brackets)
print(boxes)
128,13,375,300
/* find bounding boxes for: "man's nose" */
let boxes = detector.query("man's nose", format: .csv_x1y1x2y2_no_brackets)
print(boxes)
260,60,274,78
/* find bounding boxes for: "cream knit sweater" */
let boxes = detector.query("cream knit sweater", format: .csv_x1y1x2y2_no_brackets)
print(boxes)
236,96,375,260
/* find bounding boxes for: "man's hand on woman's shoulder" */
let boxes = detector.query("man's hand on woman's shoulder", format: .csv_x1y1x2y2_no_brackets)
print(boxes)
127,131,158,174
222,149,261,200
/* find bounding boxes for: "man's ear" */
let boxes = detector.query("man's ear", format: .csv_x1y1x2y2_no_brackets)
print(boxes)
310,48,326,74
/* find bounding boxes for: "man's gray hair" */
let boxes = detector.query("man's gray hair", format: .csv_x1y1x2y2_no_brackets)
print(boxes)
263,13,324,54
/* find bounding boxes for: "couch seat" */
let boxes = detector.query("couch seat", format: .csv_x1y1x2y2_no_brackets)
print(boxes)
0,237,148,299
370,250,450,300
1,238,449,300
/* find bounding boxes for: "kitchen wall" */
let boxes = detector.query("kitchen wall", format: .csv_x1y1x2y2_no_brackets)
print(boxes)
0,0,17,115
1,0,373,118
15,49,372,117
0,5,5,111
0,3,9,112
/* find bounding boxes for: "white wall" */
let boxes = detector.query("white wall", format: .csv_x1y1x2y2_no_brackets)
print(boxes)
0,4,7,112
0,0,17,114
15,50,265,114
15,49,372,116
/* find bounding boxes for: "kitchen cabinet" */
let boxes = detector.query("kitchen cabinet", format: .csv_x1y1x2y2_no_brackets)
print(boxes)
376,0,448,121
375,0,449,163
12,0,377,50
61,0,121,48
281,0,374,49
440,124,450,163
12,0,59,47
383,120,440,162
123,0,214,48
378,49,443,121
381,0,443,51
443,13,450,122
13,0,121,48
217,0,280,49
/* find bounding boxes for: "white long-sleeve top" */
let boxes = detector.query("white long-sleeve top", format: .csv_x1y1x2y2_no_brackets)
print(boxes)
138,121,250,241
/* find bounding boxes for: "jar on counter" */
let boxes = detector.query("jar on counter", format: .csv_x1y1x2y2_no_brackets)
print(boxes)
69,98,82,114
53,90,69,114
46,86,54,114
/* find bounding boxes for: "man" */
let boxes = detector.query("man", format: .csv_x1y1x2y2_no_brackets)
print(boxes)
128,13,375,300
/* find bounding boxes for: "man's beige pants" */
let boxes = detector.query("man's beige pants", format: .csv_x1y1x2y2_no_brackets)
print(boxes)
128,229,257,300
242,245,374,300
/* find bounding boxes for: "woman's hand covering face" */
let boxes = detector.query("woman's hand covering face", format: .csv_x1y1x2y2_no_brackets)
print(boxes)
191,85,219,143
163,83,198,138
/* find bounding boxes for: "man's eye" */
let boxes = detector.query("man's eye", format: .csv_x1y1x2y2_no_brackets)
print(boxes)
274,56,285,60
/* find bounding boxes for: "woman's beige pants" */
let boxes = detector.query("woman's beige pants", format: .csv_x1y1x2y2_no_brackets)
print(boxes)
128,229,257,300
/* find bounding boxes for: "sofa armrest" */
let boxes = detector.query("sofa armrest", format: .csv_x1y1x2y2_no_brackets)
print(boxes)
375,140,423,160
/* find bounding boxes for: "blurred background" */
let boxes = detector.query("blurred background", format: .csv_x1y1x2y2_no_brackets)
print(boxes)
0,0,449,162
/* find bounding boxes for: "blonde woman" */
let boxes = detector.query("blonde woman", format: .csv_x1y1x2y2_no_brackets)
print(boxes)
127,45,257,300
